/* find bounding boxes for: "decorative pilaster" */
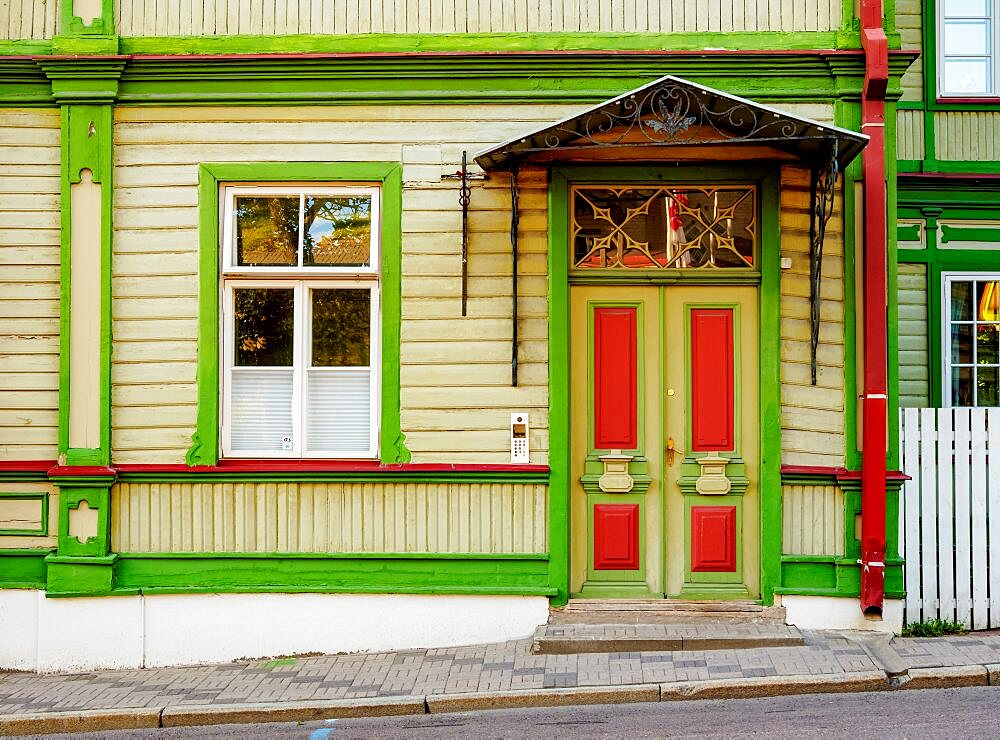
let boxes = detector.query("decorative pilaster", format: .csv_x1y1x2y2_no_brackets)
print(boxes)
38,52,124,595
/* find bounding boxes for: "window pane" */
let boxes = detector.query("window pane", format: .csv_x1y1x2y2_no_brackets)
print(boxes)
953,323,974,364
978,324,1000,364
311,288,371,367
235,196,300,266
573,186,755,269
977,280,1000,321
306,367,371,452
954,365,975,406
979,366,999,405
944,20,990,55
230,367,294,451
303,195,372,267
234,288,294,366
943,58,991,94
944,0,989,17
952,281,974,320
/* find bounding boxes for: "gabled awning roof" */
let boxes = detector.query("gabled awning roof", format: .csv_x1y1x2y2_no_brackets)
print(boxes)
474,75,867,171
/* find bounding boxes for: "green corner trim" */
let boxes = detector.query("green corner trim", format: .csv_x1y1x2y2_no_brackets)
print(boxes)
190,161,405,467
0,548,54,589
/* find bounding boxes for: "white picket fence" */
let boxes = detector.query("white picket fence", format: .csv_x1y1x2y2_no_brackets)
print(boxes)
899,407,1000,630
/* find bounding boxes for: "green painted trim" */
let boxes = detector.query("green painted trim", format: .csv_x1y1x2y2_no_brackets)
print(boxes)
548,170,571,607
940,225,1000,244
189,161,407,467
0,548,53,589
568,272,762,286
112,553,555,595
886,102,901,472
837,99,862,470
45,552,117,595
0,492,49,536
757,170,782,607
55,484,112,557
114,31,858,56
898,224,922,241
59,0,115,37
52,100,117,466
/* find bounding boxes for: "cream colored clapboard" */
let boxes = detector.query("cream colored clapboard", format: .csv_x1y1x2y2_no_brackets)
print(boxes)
781,484,845,556
0,0,58,40
111,0,843,36
896,0,923,103
935,112,1000,161
111,104,561,465
111,480,548,554
0,108,61,461
779,165,847,468
898,263,929,408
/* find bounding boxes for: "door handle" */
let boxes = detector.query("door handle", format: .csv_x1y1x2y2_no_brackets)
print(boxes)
666,437,682,466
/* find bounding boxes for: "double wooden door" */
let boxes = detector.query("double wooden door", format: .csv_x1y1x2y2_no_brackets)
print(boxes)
569,284,759,599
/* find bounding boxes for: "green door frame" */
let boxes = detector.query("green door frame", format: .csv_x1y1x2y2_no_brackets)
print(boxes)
546,164,782,606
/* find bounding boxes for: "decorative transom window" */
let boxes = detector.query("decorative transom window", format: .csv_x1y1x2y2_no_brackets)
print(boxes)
571,185,756,269
938,0,999,97
945,274,1000,406
221,186,381,457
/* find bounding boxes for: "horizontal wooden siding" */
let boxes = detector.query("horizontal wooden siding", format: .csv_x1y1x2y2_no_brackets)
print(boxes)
111,105,555,464
779,165,846,468
898,263,929,408
111,480,548,553
0,108,61,461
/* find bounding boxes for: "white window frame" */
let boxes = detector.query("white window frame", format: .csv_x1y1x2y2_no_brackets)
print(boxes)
220,185,381,459
942,272,1000,407
937,0,1000,98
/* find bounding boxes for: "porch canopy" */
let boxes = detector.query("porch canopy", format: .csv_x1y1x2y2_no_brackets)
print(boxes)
474,74,867,172
473,75,869,389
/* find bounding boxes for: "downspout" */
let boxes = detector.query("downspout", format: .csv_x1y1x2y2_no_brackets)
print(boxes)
860,0,890,616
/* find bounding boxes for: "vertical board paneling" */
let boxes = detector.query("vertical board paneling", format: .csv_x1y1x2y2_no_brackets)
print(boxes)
1,0,57,39
593,306,637,450
900,408,1000,630
936,112,1000,161
0,108,62,461
111,480,548,553
779,165,846,468
780,484,845,556
897,111,925,162
111,0,843,35
898,263,929,407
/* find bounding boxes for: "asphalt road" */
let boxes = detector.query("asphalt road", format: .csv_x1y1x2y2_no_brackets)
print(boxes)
31,686,1000,739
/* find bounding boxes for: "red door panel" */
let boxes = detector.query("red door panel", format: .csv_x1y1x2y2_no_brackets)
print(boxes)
690,505,737,572
593,503,640,570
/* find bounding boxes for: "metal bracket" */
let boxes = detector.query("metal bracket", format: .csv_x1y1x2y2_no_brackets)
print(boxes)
441,151,488,317
808,141,839,386
509,164,520,387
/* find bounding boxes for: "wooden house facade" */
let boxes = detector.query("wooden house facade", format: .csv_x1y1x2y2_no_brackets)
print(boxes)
0,0,913,670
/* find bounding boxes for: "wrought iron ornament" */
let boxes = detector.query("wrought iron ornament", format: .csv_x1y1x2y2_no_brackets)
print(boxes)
809,141,839,386
532,81,831,152
510,165,520,388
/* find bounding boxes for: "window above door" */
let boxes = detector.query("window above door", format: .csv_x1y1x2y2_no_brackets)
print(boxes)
572,185,756,270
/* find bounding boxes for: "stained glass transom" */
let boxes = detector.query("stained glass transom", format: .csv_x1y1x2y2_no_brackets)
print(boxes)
572,186,756,269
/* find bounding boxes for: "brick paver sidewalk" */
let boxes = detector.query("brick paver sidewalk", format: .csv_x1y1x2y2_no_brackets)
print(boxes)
0,631,880,715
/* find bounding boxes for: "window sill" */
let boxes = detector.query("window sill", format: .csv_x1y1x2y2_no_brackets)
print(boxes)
114,460,551,478
935,97,1000,106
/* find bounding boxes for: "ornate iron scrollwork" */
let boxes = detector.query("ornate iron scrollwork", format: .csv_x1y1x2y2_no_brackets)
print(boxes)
809,142,839,386
534,82,815,151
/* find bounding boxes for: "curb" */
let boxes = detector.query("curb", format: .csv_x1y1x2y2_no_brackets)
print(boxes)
1,666,996,736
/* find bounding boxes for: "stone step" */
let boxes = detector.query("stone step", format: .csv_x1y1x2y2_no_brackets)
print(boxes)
531,622,804,655
548,600,787,625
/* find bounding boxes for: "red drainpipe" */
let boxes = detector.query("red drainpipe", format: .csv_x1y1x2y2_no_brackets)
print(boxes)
860,0,890,616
